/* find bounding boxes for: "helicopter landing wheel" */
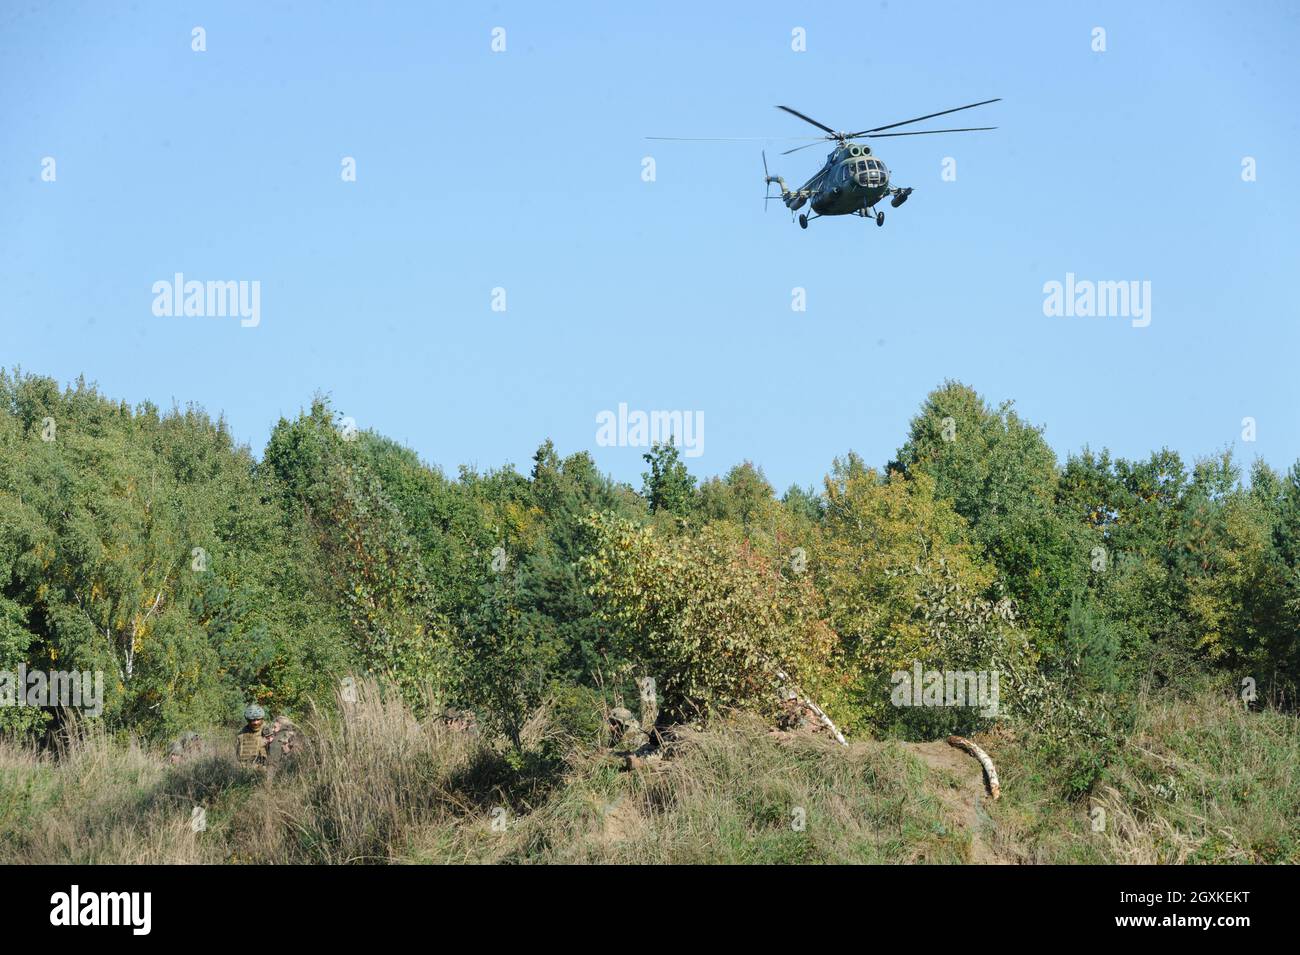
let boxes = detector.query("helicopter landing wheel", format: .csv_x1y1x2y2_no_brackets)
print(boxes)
798,214,808,230
876,211,885,227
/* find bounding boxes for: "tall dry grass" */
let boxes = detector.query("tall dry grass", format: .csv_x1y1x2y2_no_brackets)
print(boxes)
0,683,952,864
2,683,1296,864
229,682,566,863
991,689,1300,864
0,717,228,863
0,680,565,864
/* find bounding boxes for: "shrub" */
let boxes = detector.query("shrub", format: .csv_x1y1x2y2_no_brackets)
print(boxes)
579,513,835,722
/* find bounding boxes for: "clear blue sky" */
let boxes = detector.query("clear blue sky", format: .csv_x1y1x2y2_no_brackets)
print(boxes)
3,0,1298,491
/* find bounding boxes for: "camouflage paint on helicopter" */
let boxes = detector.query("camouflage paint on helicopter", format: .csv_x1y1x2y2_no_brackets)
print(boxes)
764,141,904,227
649,98,999,230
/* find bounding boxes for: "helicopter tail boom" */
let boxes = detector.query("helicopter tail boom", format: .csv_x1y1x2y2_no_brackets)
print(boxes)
763,156,808,213
767,176,808,212
762,150,806,212
764,172,789,200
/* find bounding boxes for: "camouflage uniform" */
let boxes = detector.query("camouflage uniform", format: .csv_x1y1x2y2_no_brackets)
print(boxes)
264,715,304,770
609,706,651,751
236,704,269,768
168,731,203,765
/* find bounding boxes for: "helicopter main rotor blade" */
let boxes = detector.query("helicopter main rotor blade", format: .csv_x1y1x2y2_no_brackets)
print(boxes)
781,140,831,155
865,126,998,138
775,105,839,137
846,98,1001,137
645,136,822,142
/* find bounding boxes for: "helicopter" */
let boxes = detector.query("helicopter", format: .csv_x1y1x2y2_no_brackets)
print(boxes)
649,98,1000,229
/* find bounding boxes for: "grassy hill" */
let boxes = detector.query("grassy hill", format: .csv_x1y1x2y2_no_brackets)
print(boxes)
2,684,1294,864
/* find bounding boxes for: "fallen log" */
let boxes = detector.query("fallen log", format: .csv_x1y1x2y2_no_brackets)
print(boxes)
775,669,847,746
946,735,1000,800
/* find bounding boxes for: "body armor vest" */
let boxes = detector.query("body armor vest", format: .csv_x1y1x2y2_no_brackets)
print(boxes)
237,728,267,764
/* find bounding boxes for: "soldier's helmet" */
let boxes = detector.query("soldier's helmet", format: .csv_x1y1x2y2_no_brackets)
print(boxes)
244,704,266,721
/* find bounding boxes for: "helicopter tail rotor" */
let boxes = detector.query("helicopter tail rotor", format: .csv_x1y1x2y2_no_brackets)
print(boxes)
762,150,771,211
762,151,792,211
762,154,794,212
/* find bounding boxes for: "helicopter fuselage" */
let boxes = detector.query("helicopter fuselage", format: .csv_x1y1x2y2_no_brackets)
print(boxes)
807,144,891,215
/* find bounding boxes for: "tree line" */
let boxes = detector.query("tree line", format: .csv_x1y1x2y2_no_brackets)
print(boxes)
2,369,1297,786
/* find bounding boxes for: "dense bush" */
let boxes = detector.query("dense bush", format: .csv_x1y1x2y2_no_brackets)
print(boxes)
579,512,835,721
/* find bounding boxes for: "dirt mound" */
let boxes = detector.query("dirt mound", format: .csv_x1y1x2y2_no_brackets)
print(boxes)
907,739,1009,864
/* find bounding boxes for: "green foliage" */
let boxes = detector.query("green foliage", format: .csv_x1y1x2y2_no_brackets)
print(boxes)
886,557,1031,740
0,372,346,738
895,381,1088,644
816,458,999,730
453,574,560,750
579,512,835,721
1058,594,1125,694
640,442,697,518
0,596,44,734
698,461,774,530
264,401,451,706
2,367,1298,775
544,682,607,749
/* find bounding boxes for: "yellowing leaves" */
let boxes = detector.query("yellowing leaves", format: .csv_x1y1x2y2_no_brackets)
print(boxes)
581,512,835,721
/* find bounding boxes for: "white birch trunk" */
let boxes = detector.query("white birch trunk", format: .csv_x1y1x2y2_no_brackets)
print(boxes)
947,735,1000,799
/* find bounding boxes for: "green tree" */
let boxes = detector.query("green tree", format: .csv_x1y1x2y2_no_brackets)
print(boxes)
0,371,345,737
816,455,1005,730
894,381,1087,643
454,572,560,751
641,442,697,518
263,400,452,705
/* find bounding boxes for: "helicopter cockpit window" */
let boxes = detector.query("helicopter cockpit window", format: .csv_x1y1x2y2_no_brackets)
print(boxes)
858,158,886,186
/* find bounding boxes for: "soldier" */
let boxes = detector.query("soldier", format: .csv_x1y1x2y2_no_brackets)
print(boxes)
167,731,202,765
235,704,270,768
265,714,303,770
608,706,650,751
